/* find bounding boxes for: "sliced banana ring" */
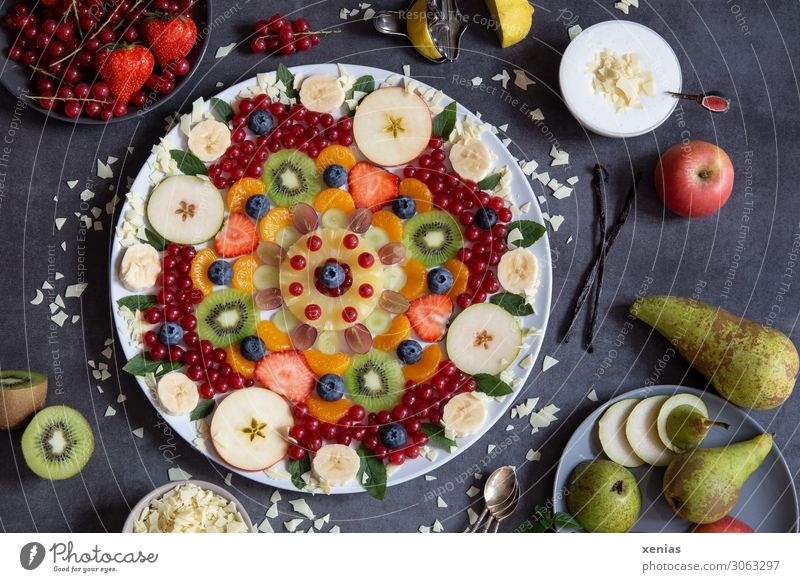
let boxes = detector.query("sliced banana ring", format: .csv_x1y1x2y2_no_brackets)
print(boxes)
299,75,346,113
312,444,360,486
497,247,538,295
187,119,231,162
120,243,162,291
449,137,494,182
442,392,488,438
157,372,200,416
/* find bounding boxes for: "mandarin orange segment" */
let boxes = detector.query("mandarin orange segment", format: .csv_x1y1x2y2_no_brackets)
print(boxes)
307,394,353,424
402,344,442,382
304,350,351,377
371,210,404,242
373,315,411,351
400,258,427,300
313,188,356,214
399,178,433,212
259,207,293,242
232,255,258,293
227,177,266,214
315,145,357,172
225,344,256,379
444,259,469,300
257,320,293,352
190,248,217,296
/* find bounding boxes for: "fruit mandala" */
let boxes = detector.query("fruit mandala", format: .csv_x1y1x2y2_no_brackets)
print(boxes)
112,63,550,497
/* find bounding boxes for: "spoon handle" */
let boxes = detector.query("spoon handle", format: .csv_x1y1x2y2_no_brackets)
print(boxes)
492,519,501,533
480,515,494,533
469,507,489,533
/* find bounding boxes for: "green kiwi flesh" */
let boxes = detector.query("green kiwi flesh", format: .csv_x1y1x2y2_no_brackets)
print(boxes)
22,405,94,480
344,350,404,413
196,289,257,348
402,211,463,267
262,149,323,207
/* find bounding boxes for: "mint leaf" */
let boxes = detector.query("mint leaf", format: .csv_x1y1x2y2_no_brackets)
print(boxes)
209,97,234,123
277,63,298,100
478,172,503,191
553,512,582,530
357,443,387,500
116,295,157,311
288,456,311,490
346,75,375,98
432,101,457,139
190,399,215,421
170,150,207,176
490,292,534,316
122,353,182,377
506,220,546,248
143,227,166,251
474,373,513,397
421,423,457,449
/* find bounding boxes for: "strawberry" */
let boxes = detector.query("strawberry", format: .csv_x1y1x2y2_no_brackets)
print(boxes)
214,213,259,257
95,45,154,104
348,162,400,210
141,14,198,68
407,294,453,342
254,351,316,403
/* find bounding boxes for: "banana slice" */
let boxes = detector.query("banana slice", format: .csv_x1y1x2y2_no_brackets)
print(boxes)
157,372,200,416
120,243,162,291
299,75,346,113
497,247,538,295
312,444,360,486
449,137,494,182
187,119,231,162
441,392,488,438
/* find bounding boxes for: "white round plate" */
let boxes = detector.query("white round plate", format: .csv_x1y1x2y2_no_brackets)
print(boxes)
560,21,682,138
553,385,799,532
110,63,552,494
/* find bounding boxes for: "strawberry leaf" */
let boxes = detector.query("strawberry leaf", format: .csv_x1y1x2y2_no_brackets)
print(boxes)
190,399,215,421
490,292,534,316
170,150,207,176
474,373,513,397
209,97,234,123
357,443,387,500
432,101,457,139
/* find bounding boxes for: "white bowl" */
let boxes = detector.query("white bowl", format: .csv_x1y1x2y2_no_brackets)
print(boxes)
122,480,254,533
559,20,682,138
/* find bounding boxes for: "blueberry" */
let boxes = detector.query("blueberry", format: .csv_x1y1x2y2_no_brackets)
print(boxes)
318,263,345,288
207,260,233,285
392,196,416,219
475,207,498,230
397,339,423,365
316,374,345,401
248,109,274,135
322,164,347,188
240,335,267,362
427,267,453,294
245,194,270,219
157,322,184,346
379,423,408,449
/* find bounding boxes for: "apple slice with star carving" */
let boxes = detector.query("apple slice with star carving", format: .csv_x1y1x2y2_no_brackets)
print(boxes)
210,388,293,471
353,87,432,167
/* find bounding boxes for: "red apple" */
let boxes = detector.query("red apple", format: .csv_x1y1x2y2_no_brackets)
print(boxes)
690,515,754,533
654,140,734,217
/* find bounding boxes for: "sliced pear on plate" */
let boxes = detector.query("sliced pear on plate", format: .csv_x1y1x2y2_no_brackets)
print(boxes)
624,395,674,467
656,393,709,452
598,398,644,467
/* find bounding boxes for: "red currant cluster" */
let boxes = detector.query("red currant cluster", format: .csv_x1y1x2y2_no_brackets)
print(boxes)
249,14,335,56
287,403,369,460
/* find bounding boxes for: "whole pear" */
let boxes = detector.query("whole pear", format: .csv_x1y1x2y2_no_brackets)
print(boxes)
630,296,798,409
663,434,772,524
566,459,641,532
666,404,731,451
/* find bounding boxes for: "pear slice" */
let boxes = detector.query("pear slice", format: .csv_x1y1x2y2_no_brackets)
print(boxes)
598,398,644,467
625,395,674,466
656,393,708,452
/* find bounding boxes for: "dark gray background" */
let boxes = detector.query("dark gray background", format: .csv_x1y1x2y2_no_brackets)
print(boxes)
1,0,798,533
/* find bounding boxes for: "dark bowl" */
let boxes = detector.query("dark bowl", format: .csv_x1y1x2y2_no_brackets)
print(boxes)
0,0,211,124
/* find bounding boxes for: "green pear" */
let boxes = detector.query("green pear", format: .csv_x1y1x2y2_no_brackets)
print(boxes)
665,404,731,450
566,459,641,532
662,434,772,524
630,296,798,409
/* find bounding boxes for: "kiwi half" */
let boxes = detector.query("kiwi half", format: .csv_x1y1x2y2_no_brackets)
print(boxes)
344,350,404,413
196,289,257,348
262,149,323,208
0,369,48,430
402,211,463,267
22,405,94,480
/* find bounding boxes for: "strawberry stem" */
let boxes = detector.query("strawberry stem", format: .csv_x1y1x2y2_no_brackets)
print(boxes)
28,95,109,103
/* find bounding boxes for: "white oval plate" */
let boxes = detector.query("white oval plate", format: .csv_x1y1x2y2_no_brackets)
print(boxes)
110,63,552,494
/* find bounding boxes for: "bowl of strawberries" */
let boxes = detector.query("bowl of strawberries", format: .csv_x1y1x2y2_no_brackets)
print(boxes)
0,0,210,123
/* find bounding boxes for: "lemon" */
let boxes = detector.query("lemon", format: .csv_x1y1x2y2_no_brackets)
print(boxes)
485,0,534,48
406,0,443,60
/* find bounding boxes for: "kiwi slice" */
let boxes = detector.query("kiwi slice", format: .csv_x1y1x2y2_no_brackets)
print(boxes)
0,370,48,430
262,149,323,208
196,289,257,348
344,350,404,413
402,211,463,267
22,405,94,480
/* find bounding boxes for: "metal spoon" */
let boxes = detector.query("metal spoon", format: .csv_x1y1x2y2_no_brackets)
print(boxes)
469,466,517,532
487,483,520,532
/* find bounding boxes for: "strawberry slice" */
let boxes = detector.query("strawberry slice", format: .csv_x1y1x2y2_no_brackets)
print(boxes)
348,162,400,210
214,213,258,258
407,294,453,342
254,351,315,403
